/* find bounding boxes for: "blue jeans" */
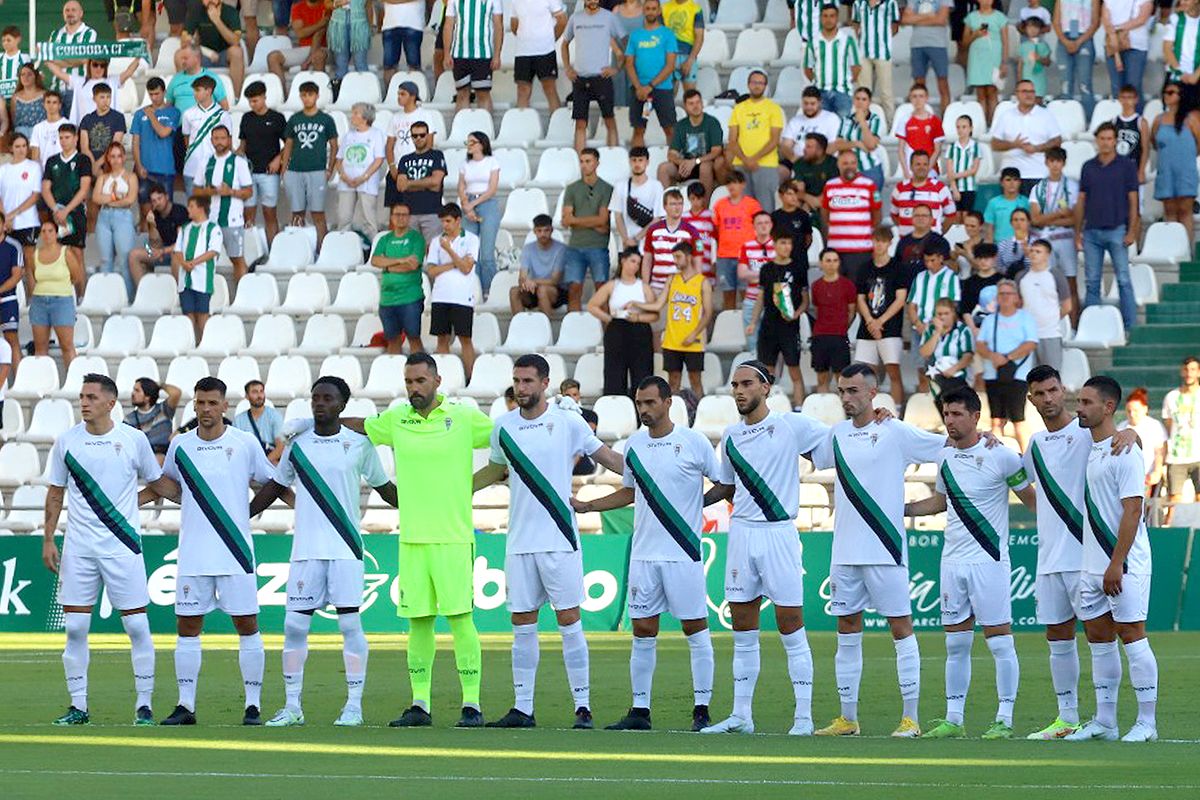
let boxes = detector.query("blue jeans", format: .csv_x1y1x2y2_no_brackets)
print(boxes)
822,90,852,117
333,24,369,78
96,206,137,301
1057,37,1096,120
742,297,758,353
464,196,501,293
382,26,422,69
1083,226,1136,329
1106,48,1147,112
272,0,294,31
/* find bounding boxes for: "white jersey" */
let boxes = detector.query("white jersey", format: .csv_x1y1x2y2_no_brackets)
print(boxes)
191,151,252,228
164,426,276,576
622,425,720,563
935,440,1030,564
275,426,389,562
1083,435,1152,576
490,405,604,555
48,423,161,559
717,411,829,525
1023,419,1089,575
181,103,233,184
814,418,946,566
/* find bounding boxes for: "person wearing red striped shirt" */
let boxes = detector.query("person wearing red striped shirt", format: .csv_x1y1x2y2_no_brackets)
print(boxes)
738,211,775,353
889,150,956,236
820,150,881,284
683,181,716,282
641,188,701,293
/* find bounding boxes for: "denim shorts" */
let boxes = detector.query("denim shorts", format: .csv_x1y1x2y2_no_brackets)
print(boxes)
29,295,76,328
715,257,739,292
911,46,949,79
273,0,294,29
248,173,280,208
380,299,423,340
179,288,211,315
139,172,175,203
382,26,423,69
674,48,698,85
564,247,610,285
284,170,327,213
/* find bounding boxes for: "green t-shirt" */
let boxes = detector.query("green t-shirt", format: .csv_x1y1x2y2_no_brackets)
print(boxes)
363,397,494,543
562,177,613,250
375,229,427,306
184,2,243,53
669,113,724,159
284,111,339,172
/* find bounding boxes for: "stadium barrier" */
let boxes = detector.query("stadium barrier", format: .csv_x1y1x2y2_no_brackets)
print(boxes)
0,529,1194,634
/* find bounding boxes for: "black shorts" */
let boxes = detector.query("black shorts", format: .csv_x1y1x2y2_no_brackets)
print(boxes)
811,334,851,373
430,302,474,338
957,190,976,213
516,286,566,309
12,227,38,247
662,348,704,374
453,58,494,91
571,76,615,120
757,323,801,367
629,87,676,130
163,0,189,24
514,52,558,83
58,212,87,249
985,379,1027,422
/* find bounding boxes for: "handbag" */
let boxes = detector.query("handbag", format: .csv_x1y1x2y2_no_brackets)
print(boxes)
625,179,655,228
991,314,1028,383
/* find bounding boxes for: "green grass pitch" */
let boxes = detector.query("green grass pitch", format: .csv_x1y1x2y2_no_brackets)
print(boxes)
1,631,1198,799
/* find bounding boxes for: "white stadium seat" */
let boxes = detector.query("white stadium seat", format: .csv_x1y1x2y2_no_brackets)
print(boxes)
234,72,285,109
282,70,334,111
7,357,61,401
263,227,317,274
708,310,747,354
800,393,846,426
216,356,262,399
693,395,738,441
461,354,515,399
497,312,553,355
547,313,603,356
144,315,196,358
494,148,531,188
500,188,550,231
382,71,430,109
92,315,146,358
329,273,381,315
279,273,331,316
52,356,108,400
18,398,76,444
447,108,496,144
593,395,637,441
478,271,520,313
331,71,382,111
77,273,128,316
1071,305,1126,349
0,442,41,487
729,29,779,67
903,393,945,431
129,273,179,317
543,107,579,148
317,355,365,392
696,30,729,66
314,230,367,273
431,353,467,394
265,355,314,401
227,273,280,316
244,314,298,357
194,314,247,357
115,356,159,400
164,356,210,399
6,485,48,532
573,353,605,398
1136,222,1190,266
530,147,582,190
294,314,348,356
362,355,407,400
494,108,544,148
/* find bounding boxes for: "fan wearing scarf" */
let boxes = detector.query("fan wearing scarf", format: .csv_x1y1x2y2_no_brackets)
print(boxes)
191,124,252,285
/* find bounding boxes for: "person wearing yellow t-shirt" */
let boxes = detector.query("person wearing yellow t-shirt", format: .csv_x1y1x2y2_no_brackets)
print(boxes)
634,241,712,396
727,69,785,213
662,0,706,94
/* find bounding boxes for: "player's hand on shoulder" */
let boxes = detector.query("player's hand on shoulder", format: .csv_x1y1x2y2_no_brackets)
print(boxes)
1111,427,1139,455
281,417,314,442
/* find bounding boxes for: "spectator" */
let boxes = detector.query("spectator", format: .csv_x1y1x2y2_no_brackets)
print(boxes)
625,0,678,149
281,81,338,248
983,167,1031,242
384,81,438,176
29,218,83,366
941,115,982,215
976,278,1038,448
165,45,230,112
996,207,1034,276
962,0,1008,124
510,0,567,110
610,145,665,251
45,57,140,127
334,103,386,239
504,385,518,410
234,380,285,463
906,234,959,392
891,83,944,183
45,0,97,103
890,150,956,235
129,182,188,286
125,378,182,464
327,0,372,81
663,0,704,96
1112,83,1150,186
587,248,656,397
851,0,901,113
918,295,975,400
855,225,907,406
444,0,504,111
457,130,501,293
791,132,839,213
30,92,68,168
392,121,448,246
180,75,232,197
895,203,937,274
426,203,481,378
658,88,726,197
1016,15,1053,102
0,214,21,372
0,330,8,422
727,69,784,212
1165,0,1200,114
958,241,1001,379
902,0,953,112
78,84,126,178
1120,387,1168,498
683,181,716,281
560,378,584,404
371,203,426,355
41,124,91,263
11,63,47,142
182,0,246,97
562,147,613,311
172,195,222,342
1152,82,1200,248
511,213,567,315
379,0,421,85
833,86,885,190
1102,0,1153,110
641,187,700,292
131,78,181,220
0,27,31,94
237,81,287,246
636,241,711,395
711,171,762,310
1017,239,1070,368
780,87,841,184
804,4,861,117
0,135,43,272
792,0,825,43
1163,356,1200,524
952,209,986,276
989,80,1064,193
267,0,328,83
1077,122,1140,330
192,125,252,286
91,141,139,300
809,247,858,393
1054,0,1100,120
749,229,809,407
1028,147,1079,318
562,0,624,151
771,179,814,257
737,211,775,352
820,149,880,283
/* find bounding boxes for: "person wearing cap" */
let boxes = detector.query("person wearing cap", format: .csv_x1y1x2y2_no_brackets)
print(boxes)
906,233,960,393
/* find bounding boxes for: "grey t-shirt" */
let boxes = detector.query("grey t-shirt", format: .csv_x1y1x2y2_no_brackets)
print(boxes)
907,0,952,48
564,8,625,77
521,239,568,281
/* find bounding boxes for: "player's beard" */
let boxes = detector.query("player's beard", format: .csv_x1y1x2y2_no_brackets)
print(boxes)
735,395,761,417
517,392,543,410
409,391,431,411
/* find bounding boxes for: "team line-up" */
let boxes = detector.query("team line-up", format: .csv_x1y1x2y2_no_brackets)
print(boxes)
40,353,1158,743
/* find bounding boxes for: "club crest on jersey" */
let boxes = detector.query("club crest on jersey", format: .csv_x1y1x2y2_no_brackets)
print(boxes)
674,443,682,456
225,447,234,460
113,442,123,455
297,580,304,592
182,584,190,598
343,441,351,453
546,422,555,435
767,425,775,437
976,456,985,468
731,569,738,580
870,433,878,446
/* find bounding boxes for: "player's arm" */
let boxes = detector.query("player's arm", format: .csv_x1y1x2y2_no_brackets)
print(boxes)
1105,495,1143,596
42,485,66,573
703,482,735,505
571,487,634,514
590,444,625,475
473,461,508,491
249,479,288,517
141,475,181,503
1111,427,1140,454
904,491,947,517
374,481,399,508
1014,483,1038,512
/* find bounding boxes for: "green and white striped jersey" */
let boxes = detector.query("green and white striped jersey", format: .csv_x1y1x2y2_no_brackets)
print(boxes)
936,440,1029,563
794,0,825,42
922,321,974,377
852,0,899,60
944,139,981,191
49,23,98,89
174,220,223,295
804,28,860,94
446,0,502,59
837,111,884,171
0,51,30,81
909,265,961,323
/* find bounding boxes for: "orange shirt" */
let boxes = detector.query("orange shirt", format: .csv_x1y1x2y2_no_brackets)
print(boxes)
712,195,763,260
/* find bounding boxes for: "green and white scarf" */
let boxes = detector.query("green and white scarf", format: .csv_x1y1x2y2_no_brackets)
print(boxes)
204,154,237,226
37,38,147,61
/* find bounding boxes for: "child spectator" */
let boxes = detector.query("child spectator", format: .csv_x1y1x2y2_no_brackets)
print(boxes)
809,247,858,393
942,115,982,216
962,0,1008,123
1017,15,1053,101
172,194,222,342
983,167,1031,242
891,82,944,182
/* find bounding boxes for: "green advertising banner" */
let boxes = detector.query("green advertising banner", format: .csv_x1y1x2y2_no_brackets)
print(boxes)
0,529,1190,634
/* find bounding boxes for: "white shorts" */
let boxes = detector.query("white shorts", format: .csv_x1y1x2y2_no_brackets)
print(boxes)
505,550,584,613
1035,570,1084,625
1077,571,1151,624
175,573,260,616
853,336,904,366
57,549,150,610
828,563,912,618
941,560,1012,627
725,521,804,606
286,558,364,611
628,559,707,621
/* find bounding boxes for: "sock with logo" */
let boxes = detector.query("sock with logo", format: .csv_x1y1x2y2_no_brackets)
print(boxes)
447,612,481,711
121,612,155,711
63,612,91,712
559,620,591,710
175,635,201,712
731,629,760,721
1123,638,1158,728
282,611,312,712
835,631,863,721
512,623,539,715
629,635,656,709
987,634,1019,726
407,615,436,711
780,628,813,725
894,634,921,722
686,628,714,707
239,632,265,709
944,630,974,726
1089,640,1122,728
1048,638,1080,725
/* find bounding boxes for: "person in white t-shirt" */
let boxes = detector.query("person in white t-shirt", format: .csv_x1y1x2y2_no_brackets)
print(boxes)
385,81,437,172
30,91,69,168
779,87,842,182
1119,387,1168,494
381,0,427,83
609,146,666,248
335,103,387,238
1102,0,1154,110
508,0,568,110
0,133,44,266
457,131,502,293
426,203,482,378
1017,239,1070,370
988,80,1064,187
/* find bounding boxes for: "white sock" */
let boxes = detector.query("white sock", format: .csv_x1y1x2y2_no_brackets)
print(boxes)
121,613,155,711
339,612,369,710
780,628,813,725
987,634,1019,726
559,620,591,710
239,632,265,709
282,611,312,712
686,628,714,707
629,636,656,709
1048,639,1080,725
1123,638,1158,728
944,630,974,726
835,632,863,721
731,629,760,721
894,634,921,722
512,623,539,715
1089,640,1122,728
175,635,201,712
63,612,91,712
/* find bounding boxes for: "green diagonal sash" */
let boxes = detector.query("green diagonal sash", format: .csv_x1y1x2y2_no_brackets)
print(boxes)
288,444,364,559
185,105,225,162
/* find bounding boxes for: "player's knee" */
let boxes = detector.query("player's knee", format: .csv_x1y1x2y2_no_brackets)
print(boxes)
232,615,259,635
555,606,581,626
631,618,659,638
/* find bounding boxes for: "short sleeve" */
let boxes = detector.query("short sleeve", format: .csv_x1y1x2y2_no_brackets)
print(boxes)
1052,268,1069,301
1004,447,1031,490
135,431,163,482
358,437,390,488
621,453,636,488
898,420,948,465
1023,310,1040,342
489,422,508,465
251,441,276,484
363,410,395,446
274,443,297,486
208,225,224,255
770,103,785,128
162,439,180,481
716,434,736,483
1116,449,1145,500
469,408,494,448
810,428,834,470
47,436,68,488
700,436,721,481
785,412,829,455
934,453,947,494
570,411,604,457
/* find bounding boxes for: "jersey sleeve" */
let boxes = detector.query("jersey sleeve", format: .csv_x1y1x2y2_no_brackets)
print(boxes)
489,422,508,466
899,421,949,465
699,434,721,481
1116,449,1146,500
357,437,390,488
47,436,68,488
570,411,604,457
133,431,163,483
469,407,494,448
785,412,829,456
162,439,180,481
250,439,276,484
274,443,297,487
716,433,735,484
934,451,948,494
363,410,394,446
810,428,835,470
1002,446,1030,490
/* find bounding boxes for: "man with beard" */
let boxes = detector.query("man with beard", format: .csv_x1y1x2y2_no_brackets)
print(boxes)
233,380,284,464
